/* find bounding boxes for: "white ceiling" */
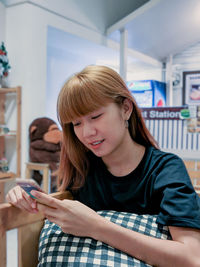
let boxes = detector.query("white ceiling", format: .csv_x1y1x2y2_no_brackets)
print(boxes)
1,0,149,33
2,0,200,63
107,0,200,61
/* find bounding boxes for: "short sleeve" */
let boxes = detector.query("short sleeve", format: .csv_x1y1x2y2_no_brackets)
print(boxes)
154,155,200,229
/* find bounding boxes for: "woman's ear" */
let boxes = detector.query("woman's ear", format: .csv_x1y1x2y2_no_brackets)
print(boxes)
122,98,133,120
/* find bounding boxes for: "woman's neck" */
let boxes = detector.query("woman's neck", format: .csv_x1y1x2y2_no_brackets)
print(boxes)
102,135,146,177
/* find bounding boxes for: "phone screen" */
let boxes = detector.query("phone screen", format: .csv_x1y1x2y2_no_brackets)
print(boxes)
16,178,43,199
17,182,41,198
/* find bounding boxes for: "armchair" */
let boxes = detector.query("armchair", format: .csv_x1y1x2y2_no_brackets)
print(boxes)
0,191,72,267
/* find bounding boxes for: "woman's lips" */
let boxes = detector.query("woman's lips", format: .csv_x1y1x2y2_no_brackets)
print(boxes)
89,139,105,148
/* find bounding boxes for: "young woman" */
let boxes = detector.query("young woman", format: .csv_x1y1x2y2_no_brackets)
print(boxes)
7,65,200,266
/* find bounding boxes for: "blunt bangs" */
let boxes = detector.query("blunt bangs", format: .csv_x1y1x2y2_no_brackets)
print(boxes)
57,75,111,125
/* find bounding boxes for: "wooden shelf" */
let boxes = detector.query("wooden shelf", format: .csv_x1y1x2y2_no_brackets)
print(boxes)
0,172,16,179
0,87,21,94
0,86,21,177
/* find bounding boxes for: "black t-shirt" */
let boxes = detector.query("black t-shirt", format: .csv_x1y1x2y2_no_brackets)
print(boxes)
72,146,200,229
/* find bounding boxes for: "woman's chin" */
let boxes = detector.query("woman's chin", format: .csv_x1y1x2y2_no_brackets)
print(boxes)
91,150,105,157
90,148,109,158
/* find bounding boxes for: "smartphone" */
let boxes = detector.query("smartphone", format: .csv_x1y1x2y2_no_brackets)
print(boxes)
16,178,44,199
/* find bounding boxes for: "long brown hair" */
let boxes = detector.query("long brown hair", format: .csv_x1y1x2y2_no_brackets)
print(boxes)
57,65,158,191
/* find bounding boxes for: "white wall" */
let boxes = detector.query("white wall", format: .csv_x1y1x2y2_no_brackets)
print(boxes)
127,66,162,81
5,4,47,175
0,2,6,42
46,25,119,124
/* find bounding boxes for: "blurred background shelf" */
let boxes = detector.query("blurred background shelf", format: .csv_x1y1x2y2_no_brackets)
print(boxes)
0,86,21,178
0,86,21,203
0,172,16,179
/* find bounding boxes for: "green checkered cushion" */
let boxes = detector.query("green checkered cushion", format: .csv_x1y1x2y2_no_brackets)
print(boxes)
38,210,171,266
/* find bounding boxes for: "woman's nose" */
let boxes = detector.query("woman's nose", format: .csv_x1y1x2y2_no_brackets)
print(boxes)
82,123,96,138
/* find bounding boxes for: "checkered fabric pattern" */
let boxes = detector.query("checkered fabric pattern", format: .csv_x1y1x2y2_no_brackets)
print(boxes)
38,210,171,267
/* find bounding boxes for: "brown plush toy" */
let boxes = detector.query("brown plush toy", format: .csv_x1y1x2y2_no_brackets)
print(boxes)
29,117,62,191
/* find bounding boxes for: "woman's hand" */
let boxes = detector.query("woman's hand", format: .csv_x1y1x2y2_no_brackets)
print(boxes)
31,190,104,238
6,185,38,213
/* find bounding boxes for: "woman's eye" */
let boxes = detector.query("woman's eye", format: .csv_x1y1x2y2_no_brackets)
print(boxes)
92,114,102,120
73,122,81,127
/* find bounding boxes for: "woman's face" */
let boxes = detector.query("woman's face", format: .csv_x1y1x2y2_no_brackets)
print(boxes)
72,101,132,159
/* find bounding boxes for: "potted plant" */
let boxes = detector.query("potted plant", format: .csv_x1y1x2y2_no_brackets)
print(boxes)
0,42,11,88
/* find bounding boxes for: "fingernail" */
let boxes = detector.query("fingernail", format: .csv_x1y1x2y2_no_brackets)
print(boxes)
31,202,36,208
30,190,37,197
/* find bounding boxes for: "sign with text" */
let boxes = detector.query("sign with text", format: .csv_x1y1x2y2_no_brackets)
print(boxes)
141,107,183,120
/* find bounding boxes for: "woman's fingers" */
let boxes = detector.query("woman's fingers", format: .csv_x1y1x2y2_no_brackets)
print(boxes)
6,185,23,206
22,189,37,209
6,186,38,213
30,190,59,208
21,190,38,212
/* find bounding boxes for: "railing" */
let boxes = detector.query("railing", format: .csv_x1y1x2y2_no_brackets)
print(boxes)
142,107,200,156
145,119,199,151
